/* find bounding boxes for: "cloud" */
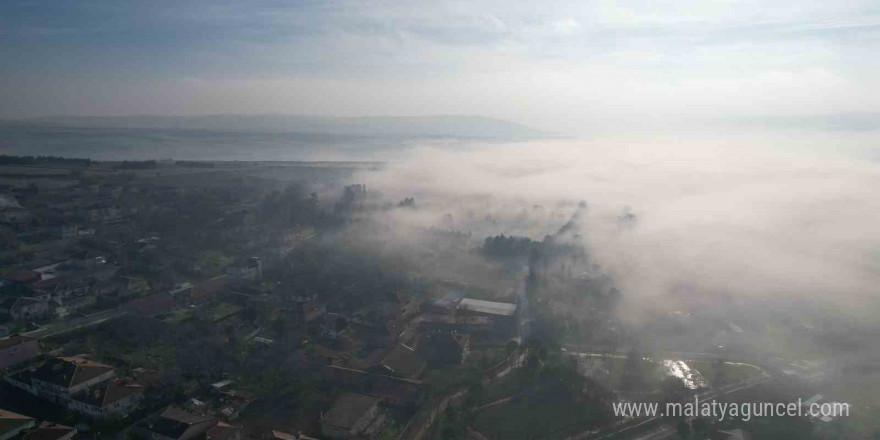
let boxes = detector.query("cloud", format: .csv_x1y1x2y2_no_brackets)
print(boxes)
2,0,880,134
551,18,581,35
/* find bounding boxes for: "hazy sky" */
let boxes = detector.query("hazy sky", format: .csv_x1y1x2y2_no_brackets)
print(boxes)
2,0,880,134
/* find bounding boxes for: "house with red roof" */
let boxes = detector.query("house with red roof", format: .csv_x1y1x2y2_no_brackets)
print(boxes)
5,355,142,418
206,422,241,440
22,422,76,440
0,409,36,440
2,269,42,285
137,406,218,440
23,356,117,397
68,378,144,418
0,335,41,370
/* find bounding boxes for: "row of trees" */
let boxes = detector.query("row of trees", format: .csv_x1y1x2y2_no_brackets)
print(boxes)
0,154,91,166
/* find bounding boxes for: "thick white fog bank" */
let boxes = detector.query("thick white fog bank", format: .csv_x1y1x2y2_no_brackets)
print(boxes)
356,131,880,323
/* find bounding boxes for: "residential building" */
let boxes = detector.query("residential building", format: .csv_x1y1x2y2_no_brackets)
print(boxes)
0,335,41,370
137,406,217,440
0,409,36,440
33,273,99,302
206,422,241,440
215,390,255,421
68,378,144,418
132,368,161,388
272,431,321,440
1,297,49,322
22,422,77,440
320,393,381,440
2,269,42,285
5,355,142,418
206,381,256,420
7,356,116,402
271,430,297,440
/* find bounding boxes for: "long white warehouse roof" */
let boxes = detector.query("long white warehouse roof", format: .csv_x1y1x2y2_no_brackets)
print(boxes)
457,298,517,316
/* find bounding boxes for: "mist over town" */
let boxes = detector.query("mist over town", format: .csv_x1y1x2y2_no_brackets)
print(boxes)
2,1,880,440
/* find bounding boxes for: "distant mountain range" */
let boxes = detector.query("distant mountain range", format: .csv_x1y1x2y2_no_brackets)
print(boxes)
18,114,549,139
0,114,550,161
731,113,880,132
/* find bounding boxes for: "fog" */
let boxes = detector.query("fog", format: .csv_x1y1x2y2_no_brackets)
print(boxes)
351,130,880,331
4,0,880,437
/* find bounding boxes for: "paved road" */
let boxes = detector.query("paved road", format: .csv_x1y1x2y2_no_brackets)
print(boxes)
24,308,128,339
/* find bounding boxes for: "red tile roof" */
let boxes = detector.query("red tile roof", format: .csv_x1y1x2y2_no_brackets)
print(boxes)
73,378,143,407
4,269,42,283
0,409,35,436
22,422,75,440
206,422,240,440
0,335,36,350
63,357,115,388
29,356,115,389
